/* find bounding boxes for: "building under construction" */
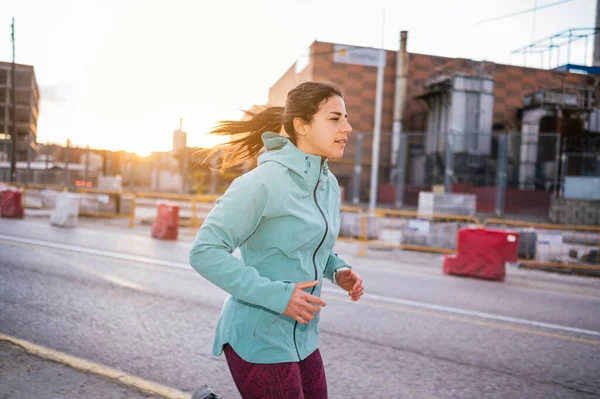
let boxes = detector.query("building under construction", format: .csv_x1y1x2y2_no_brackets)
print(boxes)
0,61,39,163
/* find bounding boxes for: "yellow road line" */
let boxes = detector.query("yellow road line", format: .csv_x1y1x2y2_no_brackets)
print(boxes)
0,333,191,399
325,294,600,346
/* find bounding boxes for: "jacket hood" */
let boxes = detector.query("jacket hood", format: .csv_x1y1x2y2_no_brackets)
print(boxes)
257,132,329,186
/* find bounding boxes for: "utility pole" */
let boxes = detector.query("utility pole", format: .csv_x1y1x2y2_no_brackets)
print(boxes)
532,0,537,42
10,18,17,183
368,9,386,211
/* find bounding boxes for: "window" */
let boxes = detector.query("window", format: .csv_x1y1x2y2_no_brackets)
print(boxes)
15,71,31,87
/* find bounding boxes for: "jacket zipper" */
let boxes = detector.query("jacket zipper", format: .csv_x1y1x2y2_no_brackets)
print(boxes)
293,168,329,361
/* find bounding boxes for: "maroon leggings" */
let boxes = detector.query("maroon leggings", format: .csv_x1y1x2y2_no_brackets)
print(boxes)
223,344,328,399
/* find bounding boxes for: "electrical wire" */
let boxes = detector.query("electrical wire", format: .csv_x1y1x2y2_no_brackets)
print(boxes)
477,0,574,25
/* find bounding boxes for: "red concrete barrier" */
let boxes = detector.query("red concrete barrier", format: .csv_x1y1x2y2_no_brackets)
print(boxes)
151,203,179,240
443,228,519,281
0,190,25,219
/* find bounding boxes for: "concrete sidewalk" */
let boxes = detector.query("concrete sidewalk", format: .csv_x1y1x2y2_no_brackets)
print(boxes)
0,340,169,399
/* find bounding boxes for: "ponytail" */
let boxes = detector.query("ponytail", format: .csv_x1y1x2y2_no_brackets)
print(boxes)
202,106,284,171
201,81,343,172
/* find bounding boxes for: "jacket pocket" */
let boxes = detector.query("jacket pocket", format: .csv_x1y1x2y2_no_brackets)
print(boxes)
254,311,294,338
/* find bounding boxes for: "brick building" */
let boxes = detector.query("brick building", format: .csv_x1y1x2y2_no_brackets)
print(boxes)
267,38,595,211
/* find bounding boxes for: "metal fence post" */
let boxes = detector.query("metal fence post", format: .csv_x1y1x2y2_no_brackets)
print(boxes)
495,133,507,216
45,142,50,184
182,146,189,194
84,145,90,186
352,133,363,205
394,133,406,208
560,152,568,198
553,133,560,197
209,155,218,195
444,131,454,193
129,155,135,190
25,131,31,185
155,154,161,192
63,139,70,187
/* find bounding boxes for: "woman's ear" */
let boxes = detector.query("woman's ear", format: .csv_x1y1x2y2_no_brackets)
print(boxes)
293,117,307,137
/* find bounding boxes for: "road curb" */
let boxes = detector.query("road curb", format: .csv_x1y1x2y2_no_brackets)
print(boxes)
0,333,192,399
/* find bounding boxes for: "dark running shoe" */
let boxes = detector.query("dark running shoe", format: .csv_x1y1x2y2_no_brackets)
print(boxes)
192,384,221,399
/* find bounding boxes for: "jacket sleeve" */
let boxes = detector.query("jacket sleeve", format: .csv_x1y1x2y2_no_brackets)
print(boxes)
323,251,351,282
189,175,294,315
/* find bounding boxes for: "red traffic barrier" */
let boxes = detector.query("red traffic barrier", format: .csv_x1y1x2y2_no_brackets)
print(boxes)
0,190,25,219
151,203,179,240
443,227,520,281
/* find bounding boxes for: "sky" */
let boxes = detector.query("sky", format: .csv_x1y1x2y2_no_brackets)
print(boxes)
1,0,595,155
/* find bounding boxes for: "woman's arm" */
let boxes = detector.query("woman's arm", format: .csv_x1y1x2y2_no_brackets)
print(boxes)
189,174,293,314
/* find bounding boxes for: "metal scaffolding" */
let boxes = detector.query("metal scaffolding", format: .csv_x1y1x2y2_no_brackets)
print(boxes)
510,28,600,70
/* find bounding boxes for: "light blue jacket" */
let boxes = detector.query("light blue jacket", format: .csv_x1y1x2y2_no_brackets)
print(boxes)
189,131,350,364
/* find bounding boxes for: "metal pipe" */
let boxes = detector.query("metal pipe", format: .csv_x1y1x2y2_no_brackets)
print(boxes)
368,8,386,211
390,31,408,182
594,0,600,66
444,131,454,193
26,74,33,185
352,133,363,205
567,32,573,64
394,133,406,208
9,18,17,183
495,133,507,216
553,133,560,198
560,137,567,198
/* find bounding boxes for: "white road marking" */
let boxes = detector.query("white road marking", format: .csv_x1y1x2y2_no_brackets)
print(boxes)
2,233,600,338
337,291,600,337
0,234,188,269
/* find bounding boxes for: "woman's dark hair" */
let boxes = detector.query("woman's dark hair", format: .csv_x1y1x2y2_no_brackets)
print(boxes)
203,81,343,170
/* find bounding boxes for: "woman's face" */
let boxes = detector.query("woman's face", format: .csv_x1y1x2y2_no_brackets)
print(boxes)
294,96,353,159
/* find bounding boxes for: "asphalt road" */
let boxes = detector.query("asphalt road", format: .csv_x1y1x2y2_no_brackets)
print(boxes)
1,219,599,398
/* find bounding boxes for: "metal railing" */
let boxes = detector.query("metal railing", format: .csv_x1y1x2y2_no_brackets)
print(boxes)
0,182,219,230
481,219,600,272
5,181,600,275
131,191,219,230
372,209,479,254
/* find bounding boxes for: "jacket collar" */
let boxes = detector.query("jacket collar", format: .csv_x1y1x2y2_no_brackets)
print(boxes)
258,132,329,187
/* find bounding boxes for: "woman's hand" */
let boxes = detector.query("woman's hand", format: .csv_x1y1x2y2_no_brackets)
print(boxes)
336,269,364,301
283,280,326,324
